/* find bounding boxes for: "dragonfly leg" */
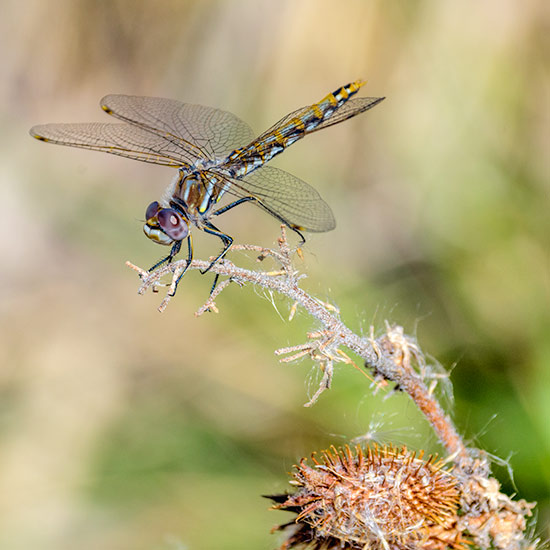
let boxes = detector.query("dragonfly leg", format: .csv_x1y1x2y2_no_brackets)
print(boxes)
209,273,220,297
212,196,255,216
169,234,194,296
289,226,306,246
213,197,305,245
201,221,233,274
148,239,182,272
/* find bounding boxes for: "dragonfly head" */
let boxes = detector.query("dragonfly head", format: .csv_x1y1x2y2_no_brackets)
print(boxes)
143,201,189,245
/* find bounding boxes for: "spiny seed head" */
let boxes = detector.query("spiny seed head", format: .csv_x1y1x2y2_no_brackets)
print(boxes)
269,444,465,550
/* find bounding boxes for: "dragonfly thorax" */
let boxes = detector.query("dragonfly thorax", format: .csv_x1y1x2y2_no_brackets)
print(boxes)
174,169,226,223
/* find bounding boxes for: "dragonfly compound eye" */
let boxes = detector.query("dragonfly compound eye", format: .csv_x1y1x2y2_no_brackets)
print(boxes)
158,208,189,241
145,201,160,220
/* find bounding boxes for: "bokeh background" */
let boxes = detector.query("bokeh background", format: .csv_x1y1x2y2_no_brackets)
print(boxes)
1,1,548,548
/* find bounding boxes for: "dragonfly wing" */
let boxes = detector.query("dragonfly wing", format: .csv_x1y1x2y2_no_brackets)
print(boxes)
224,166,335,233
101,95,255,160
253,104,316,143
304,97,384,132
255,97,384,145
30,122,194,167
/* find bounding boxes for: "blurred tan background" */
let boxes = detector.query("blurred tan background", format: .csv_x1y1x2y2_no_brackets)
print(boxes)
1,0,548,548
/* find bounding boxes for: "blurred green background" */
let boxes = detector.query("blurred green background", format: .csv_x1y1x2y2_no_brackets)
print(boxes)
0,1,548,548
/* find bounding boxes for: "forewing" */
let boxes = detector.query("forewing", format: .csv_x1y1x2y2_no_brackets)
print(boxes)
101,95,255,160
222,166,335,233
30,122,193,167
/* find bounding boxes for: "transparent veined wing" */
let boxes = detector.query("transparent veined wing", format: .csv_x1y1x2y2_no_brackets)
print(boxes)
30,122,195,167
301,96,384,132
218,165,336,232
253,97,384,151
101,95,255,160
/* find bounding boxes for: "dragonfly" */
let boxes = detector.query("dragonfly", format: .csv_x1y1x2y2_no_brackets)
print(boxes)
30,80,384,293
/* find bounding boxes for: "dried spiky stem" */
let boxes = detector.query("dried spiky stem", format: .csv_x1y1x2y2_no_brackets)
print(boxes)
127,226,535,549
127,227,467,462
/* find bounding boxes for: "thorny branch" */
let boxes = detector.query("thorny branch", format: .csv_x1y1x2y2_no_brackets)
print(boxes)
127,226,536,550
127,227,468,461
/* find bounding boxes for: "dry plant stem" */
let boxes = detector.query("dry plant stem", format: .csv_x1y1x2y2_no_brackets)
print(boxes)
128,227,535,549
126,229,469,464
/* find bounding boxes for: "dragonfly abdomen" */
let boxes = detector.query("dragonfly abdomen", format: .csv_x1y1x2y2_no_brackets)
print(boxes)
226,80,365,179
322,80,365,109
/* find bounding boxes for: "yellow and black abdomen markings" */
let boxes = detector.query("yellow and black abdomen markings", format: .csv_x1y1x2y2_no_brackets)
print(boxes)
225,80,366,178
291,80,365,134
318,80,365,109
